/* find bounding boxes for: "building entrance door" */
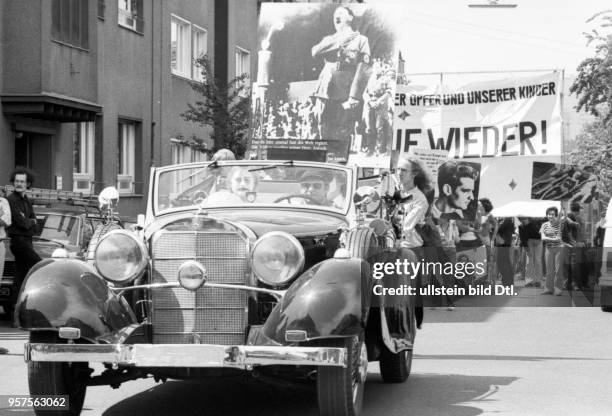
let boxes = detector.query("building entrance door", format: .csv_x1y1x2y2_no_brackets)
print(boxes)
14,132,53,189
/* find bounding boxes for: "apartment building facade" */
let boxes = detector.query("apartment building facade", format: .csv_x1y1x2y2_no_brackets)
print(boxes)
0,0,258,217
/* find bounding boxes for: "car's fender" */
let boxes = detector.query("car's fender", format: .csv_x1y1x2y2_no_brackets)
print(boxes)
262,257,371,343
16,259,137,342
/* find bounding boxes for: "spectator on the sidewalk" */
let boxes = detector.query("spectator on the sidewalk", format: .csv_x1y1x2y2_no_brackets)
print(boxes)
495,217,515,287
479,198,497,251
432,209,460,310
568,202,589,289
518,217,543,288
593,211,606,279
6,168,41,312
479,198,497,281
559,206,578,291
540,206,564,295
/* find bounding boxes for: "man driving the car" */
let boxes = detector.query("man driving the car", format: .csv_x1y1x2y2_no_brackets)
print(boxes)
299,171,331,206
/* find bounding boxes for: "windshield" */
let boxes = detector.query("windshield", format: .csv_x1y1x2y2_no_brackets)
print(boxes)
36,213,80,246
155,162,352,215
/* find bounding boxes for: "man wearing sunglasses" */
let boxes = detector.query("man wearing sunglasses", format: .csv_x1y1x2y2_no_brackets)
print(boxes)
299,171,332,206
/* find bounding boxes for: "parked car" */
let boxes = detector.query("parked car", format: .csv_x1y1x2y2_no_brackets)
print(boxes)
0,201,103,318
17,160,419,416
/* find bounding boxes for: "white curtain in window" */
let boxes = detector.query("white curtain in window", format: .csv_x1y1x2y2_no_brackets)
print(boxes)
119,123,135,177
171,16,190,77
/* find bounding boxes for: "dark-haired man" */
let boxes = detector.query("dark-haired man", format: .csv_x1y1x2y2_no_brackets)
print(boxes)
434,161,477,219
7,168,41,309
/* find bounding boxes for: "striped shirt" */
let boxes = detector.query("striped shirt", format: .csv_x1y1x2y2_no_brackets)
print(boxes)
539,221,561,247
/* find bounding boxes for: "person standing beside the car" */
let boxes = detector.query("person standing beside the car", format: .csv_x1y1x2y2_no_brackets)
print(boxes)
6,168,41,309
395,158,430,322
395,158,430,255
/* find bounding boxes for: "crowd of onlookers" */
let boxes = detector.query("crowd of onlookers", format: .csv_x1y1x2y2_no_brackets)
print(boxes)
492,203,605,296
389,156,607,312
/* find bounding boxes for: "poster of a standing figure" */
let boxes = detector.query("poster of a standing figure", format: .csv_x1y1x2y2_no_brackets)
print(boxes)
249,3,400,167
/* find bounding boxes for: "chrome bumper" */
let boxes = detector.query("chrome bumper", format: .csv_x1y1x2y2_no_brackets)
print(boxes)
25,343,347,368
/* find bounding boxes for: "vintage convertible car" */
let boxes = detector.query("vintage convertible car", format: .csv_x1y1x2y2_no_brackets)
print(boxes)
17,160,419,416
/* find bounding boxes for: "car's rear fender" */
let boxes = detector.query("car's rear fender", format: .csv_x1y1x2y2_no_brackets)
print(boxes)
262,258,370,343
16,259,137,341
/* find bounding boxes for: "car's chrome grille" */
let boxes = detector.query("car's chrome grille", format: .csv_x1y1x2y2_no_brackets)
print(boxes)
151,230,248,345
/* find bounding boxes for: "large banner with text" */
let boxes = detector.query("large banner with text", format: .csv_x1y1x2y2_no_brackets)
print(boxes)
393,72,563,160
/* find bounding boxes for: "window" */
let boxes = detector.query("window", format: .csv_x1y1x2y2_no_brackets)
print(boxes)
170,142,208,192
73,122,95,194
171,15,207,80
118,121,136,194
118,0,143,32
192,26,207,82
171,142,207,165
235,47,251,79
171,16,191,78
52,0,89,49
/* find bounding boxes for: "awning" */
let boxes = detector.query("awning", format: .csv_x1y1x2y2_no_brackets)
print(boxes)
1,93,102,122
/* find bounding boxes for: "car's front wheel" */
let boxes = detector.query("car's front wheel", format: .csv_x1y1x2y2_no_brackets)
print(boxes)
28,332,89,416
317,335,367,416
379,347,413,383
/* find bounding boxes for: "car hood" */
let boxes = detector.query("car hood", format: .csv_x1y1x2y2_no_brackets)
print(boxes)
153,208,348,238
218,209,347,237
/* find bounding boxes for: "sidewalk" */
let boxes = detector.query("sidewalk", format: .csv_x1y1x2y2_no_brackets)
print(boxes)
454,277,601,308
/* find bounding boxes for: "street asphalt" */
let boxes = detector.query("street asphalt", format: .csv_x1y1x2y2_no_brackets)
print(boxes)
0,288,610,415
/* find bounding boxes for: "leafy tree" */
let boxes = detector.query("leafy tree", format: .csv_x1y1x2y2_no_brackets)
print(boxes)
568,119,612,203
570,10,612,124
569,10,612,203
182,54,251,157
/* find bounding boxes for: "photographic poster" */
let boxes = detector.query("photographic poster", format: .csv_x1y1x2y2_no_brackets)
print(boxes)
248,3,401,167
531,161,599,203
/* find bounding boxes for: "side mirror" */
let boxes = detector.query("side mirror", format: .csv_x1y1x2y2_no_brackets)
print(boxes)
353,186,381,214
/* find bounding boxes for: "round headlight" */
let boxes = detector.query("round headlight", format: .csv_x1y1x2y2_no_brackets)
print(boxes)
178,261,207,291
94,230,148,283
251,232,304,286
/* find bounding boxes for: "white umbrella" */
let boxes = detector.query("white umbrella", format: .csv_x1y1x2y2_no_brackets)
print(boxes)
491,200,561,218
